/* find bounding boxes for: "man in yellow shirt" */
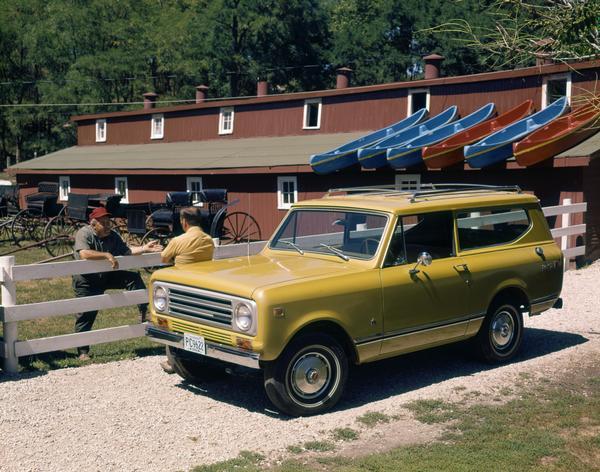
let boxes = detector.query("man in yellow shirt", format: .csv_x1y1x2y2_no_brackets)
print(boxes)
159,206,215,372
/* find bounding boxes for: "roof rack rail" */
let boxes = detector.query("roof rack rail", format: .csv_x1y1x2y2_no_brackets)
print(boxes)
326,185,401,195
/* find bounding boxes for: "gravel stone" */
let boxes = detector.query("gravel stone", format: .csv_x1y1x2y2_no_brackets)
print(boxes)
1,261,599,471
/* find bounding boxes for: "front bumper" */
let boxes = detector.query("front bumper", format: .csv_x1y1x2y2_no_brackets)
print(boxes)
146,325,261,370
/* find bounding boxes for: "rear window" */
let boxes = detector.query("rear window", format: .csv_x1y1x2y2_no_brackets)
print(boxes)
457,207,530,250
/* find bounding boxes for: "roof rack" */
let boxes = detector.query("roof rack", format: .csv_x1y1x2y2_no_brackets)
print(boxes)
326,183,522,202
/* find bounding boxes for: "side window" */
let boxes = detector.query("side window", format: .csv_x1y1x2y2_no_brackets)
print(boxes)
186,177,203,206
277,176,297,210
151,114,164,139
407,88,429,114
59,176,70,201
95,119,107,142
457,207,530,250
219,107,234,135
542,73,571,108
385,211,454,266
303,99,321,129
115,176,129,204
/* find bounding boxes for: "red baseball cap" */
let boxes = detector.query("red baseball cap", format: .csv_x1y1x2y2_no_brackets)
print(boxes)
89,206,112,221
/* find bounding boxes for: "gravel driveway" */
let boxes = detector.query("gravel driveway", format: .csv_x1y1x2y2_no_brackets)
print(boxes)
1,262,599,472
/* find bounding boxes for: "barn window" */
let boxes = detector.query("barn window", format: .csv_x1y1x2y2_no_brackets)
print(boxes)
59,176,70,201
395,174,421,191
151,114,164,139
95,119,107,142
542,73,571,108
277,176,298,210
186,177,204,206
407,88,429,114
115,177,129,203
303,99,321,129
219,107,234,135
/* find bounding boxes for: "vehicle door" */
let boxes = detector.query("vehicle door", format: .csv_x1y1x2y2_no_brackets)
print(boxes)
379,211,470,356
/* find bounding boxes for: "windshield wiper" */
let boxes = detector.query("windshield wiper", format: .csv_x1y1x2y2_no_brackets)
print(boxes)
319,243,349,261
279,240,304,255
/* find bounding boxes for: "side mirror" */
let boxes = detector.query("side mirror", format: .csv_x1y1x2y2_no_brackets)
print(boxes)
409,252,432,275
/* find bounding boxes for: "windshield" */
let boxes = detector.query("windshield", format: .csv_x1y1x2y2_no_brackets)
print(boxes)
270,209,388,260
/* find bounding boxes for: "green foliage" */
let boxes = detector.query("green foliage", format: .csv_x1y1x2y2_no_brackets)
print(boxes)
331,427,359,441
356,410,391,427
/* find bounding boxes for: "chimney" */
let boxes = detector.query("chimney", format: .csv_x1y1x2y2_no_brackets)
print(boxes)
195,85,209,103
257,80,268,96
534,39,554,66
423,54,444,79
143,92,158,110
336,67,352,89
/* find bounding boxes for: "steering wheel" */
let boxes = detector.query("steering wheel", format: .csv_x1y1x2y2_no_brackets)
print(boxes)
360,238,380,255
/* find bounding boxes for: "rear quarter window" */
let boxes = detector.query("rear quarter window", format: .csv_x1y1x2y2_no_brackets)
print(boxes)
457,207,531,251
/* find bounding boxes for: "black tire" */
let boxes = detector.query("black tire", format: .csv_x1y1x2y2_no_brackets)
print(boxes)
475,301,523,363
263,333,348,417
165,346,227,383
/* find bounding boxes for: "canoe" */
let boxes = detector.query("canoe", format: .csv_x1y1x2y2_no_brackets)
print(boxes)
422,100,533,169
357,106,458,169
513,103,600,166
309,108,428,174
465,97,568,168
386,103,496,168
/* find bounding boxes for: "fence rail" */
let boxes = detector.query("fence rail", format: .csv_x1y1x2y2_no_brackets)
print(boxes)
0,202,587,374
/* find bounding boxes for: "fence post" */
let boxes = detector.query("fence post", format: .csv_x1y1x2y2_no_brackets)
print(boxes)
1,256,18,374
560,198,571,272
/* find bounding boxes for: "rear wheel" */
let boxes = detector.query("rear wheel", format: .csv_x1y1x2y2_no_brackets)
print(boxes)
263,333,348,417
475,302,523,363
165,346,226,382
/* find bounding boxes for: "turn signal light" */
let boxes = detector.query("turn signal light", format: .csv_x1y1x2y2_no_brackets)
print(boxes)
236,337,253,350
156,317,169,329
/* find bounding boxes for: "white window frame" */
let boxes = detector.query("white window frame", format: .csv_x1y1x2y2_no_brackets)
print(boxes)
186,177,204,206
277,176,298,210
303,99,322,129
58,176,70,201
151,114,164,139
115,176,129,204
407,88,430,114
542,72,572,108
95,119,107,142
218,107,234,135
395,174,421,191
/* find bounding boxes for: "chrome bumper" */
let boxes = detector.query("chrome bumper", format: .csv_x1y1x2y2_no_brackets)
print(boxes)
146,325,261,370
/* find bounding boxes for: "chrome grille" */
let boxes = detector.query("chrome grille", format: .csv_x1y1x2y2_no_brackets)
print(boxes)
167,286,232,327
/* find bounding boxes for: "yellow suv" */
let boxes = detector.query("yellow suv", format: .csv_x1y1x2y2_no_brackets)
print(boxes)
147,184,563,416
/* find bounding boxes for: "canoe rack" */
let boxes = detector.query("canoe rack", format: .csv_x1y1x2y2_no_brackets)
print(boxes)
327,183,522,202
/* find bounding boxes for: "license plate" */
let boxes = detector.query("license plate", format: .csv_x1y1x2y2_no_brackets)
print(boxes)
183,333,206,355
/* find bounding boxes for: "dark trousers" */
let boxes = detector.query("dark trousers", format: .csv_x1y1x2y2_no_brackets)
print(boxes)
73,270,147,355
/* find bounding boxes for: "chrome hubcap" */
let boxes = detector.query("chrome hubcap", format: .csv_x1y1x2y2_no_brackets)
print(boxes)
290,352,331,399
491,311,515,350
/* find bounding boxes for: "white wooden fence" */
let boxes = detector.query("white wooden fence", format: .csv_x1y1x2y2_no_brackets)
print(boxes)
0,201,587,374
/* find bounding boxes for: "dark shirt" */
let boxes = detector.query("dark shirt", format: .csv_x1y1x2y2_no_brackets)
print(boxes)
73,225,131,260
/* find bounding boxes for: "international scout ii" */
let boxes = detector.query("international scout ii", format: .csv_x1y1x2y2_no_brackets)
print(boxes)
147,184,563,416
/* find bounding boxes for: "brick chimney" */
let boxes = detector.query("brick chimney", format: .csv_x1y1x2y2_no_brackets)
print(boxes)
143,92,158,110
257,80,268,96
336,67,352,89
423,54,444,79
195,85,209,103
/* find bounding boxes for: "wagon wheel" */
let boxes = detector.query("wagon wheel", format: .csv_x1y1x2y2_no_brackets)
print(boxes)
141,228,172,273
219,212,262,245
11,209,41,246
0,218,13,244
43,216,79,257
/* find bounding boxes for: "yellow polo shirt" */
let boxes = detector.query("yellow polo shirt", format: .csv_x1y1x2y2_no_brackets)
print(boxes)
161,226,214,265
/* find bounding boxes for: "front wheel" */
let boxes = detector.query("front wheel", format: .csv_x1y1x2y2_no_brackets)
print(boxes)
263,334,348,416
475,302,523,363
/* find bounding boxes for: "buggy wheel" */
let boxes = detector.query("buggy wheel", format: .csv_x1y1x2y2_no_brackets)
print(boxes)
0,219,12,244
11,209,40,246
43,216,78,257
141,228,172,272
219,212,262,245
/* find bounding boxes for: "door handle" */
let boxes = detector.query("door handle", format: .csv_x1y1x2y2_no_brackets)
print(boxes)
453,263,469,272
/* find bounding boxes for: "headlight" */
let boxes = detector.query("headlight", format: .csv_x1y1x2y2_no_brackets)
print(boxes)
233,302,253,332
153,285,168,312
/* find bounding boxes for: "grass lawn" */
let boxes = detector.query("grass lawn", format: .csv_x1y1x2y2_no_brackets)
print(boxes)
192,367,600,472
0,244,162,371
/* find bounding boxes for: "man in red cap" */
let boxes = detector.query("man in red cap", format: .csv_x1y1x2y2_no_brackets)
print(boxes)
72,206,163,360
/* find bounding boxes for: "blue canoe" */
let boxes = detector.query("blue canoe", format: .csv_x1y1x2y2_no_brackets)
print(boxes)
309,108,428,174
387,103,496,168
465,97,569,168
357,106,458,169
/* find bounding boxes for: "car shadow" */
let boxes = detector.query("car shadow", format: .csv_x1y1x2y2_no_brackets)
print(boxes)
172,327,588,418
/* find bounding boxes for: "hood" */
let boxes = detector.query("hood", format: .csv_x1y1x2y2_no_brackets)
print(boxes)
151,253,364,299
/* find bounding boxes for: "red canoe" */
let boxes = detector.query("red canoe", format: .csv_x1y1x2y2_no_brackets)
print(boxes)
422,100,533,169
513,103,600,166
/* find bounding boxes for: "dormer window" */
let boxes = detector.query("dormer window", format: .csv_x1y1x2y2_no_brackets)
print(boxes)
542,73,571,108
407,89,430,114
219,107,234,135
95,119,107,142
303,99,321,129
151,114,164,139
